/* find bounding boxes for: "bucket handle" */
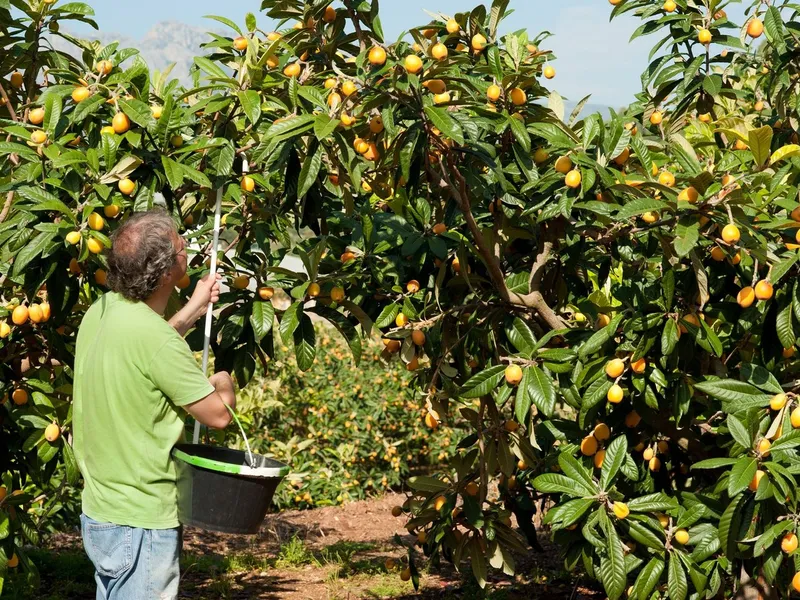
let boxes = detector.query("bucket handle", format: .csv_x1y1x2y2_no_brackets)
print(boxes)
222,401,256,467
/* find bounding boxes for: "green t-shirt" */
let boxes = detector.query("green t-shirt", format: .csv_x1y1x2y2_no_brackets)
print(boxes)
73,292,214,529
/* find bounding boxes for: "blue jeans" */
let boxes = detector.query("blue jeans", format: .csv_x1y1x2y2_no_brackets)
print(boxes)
80,514,181,600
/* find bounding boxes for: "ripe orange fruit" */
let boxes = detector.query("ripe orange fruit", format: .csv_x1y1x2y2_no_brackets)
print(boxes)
327,92,342,108
754,100,764,112
710,246,725,261
232,275,250,290
7,554,19,568
605,358,625,378
412,330,426,346
465,481,479,496
431,43,448,60
342,80,357,96
657,171,675,187
674,529,690,545
118,178,135,196
734,139,748,150
543,65,555,79
29,107,45,125
698,28,712,44
612,502,630,519
643,447,655,461
649,457,661,471
406,280,420,294
369,116,384,133
565,169,582,189
784,347,796,359
593,449,606,469
71,86,91,103
792,407,800,429
283,63,301,77
757,439,771,458
471,34,487,51
793,572,800,593
400,567,411,581
504,364,523,385
678,186,699,203
785,533,800,554
96,60,113,75
308,282,321,297
104,204,121,218
176,274,190,290
0,322,10,338
432,223,447,235
87,237,104,254
233,36,248,51
596,314,611,328
241,176,256,192
663,0,676,12
368,46,387,65
747,18,764,38
12,305,29,326
737,286,755,308
94,268,107,286
258,287,274,300
45,422,60,442
363,142,380,161
771,393,787,411
650,111,664,125
341,251,356,263
112,112,130,134
28,304,43,324
755,280,773,301
487,84,501,102
396,312,409,327
445,18,459,33
749,469,765,492
88,212,104,231
354,138,369,154
509,87,526,106
30,130,47,144
580,435,598,456
533,148,549,164
12,388,28,405
554,156,573,174
721,224,740,244
404,55,423,73
423,79,446,95
266,55,280,69
642,211,659,224
433,92,450,105
451,256,461,273
607,384,624,404
330,286,345,302
594,423,610,441
613,148,630,165
391,506,403,517
625,411,641,427
323,6,336,22
10,71,23,88
504,420,519,433
424,411,438,428
631,358,646,374
383,338,401,353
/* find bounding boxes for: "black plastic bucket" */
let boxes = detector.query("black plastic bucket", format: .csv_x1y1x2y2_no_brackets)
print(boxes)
173,444,289,534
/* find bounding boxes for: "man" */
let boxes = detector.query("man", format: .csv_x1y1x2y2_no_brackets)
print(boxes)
73,209,236,599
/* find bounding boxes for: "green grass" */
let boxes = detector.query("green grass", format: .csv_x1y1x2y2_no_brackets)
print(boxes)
274,535,317,568
363,573,413,598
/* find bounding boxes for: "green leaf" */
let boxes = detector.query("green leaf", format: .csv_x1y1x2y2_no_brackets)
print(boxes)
375,304,400,328
11,232,57,277
532,473,592,497
579,312,625,359
460,365,507,398
676,504,706,530
470,537,487,589
616,197,669,221
423,106,464,145
407,476,448,493
44,93,62,132
297,144,323,198
250,300,275,342
237,90,261,124
719,494,745,558
194,56,229,80
527,366,556,417
279,302,303,343
16,186,75,221
726,414,752,449
768,430,800,452
293,314,316,371
62,441,81,485
673,220,699,257
161,156,185,190
582,378,613,412
764,6,786,52
694,379,772,410
599,513,626,600
507,115,530,152
667,553,688,600
748,125,773,167
770,144,800,165
692,457,737,470
741,363,784,394
314,114,339,140
777,300,796,350
728,457,758,497
600,435,627,490
119,98,156,129
203,14,243,36
515,368,533,425
557,453,597,495
627,493,678,512
633,557,664,600
507,317,536,354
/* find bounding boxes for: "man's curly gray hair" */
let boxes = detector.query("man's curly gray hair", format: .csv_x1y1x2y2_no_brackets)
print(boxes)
107,210,180,302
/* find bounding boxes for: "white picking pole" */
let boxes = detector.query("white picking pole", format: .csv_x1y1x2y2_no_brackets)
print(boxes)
193,186,225,445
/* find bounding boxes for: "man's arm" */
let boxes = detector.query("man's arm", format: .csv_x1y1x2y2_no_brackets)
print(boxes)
184,371,236,429
169,273,221,337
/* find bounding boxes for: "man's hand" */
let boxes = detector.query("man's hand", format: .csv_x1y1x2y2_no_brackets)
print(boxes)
186,272,222,321
168,272,221,337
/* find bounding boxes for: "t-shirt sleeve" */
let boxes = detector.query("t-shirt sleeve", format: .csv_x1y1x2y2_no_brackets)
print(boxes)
148,336,215,407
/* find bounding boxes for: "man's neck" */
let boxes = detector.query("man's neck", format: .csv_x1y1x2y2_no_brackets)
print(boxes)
145,284,172,316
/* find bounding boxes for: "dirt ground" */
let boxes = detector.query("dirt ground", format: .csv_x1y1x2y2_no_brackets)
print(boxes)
43,493,602,600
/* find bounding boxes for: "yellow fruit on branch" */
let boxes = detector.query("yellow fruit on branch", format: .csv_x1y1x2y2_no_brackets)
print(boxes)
607,384,624,403
471,34,487,51
45,423,61,442
404,55,423,73
411,330,426,346
7,554,19,568
487,84,501,101
612,502,629,519
96,60,113,75
12,388,28,405
509,87,526,106
625,411,641,427
754,280,773,301
400,567,411,581
258,287,274,300
151,105,162,119
504,364,523,385
118,178,135,196
424,410,438,428
232,275,250,290
12,305,28,326
757,439,772,456
368,46,387,65
594,423,610,441
534,148,549,164
593,449,606,469
648,457,661,471
431,43,448,60
87,237,104,254
10,71,23,88
674,529,690,545
543,65,555,79
663,0,677,12
678,186,699,203
698,28,712,44
465,481,479,496
241,175,256,192
554,156,573,174
737,286,755,308
433,92,451,105
650,111,664,125
643,447,655,461
29,107,45,125
71,86,91,103
580,435,598,456
28,304,43,324
95,268,107,286
308,283,321,297
112,113,130,134
657,171,675,187
433,496,446,511
721,224,740,244
342,80,357,96
283,63,301,78
783,533,799,554
30,130,47,144
747,18,764,38
749,469,766,491
770,393,787,411
605,358,625,378
233,36,248,51
630,358,646,374
565,169,582,188
432,223,447,235
88,212,104,231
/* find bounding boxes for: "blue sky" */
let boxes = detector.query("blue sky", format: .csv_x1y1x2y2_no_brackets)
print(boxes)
69,0,742,107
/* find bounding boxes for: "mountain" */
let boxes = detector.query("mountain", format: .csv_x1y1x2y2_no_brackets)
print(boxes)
51,21,218,84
